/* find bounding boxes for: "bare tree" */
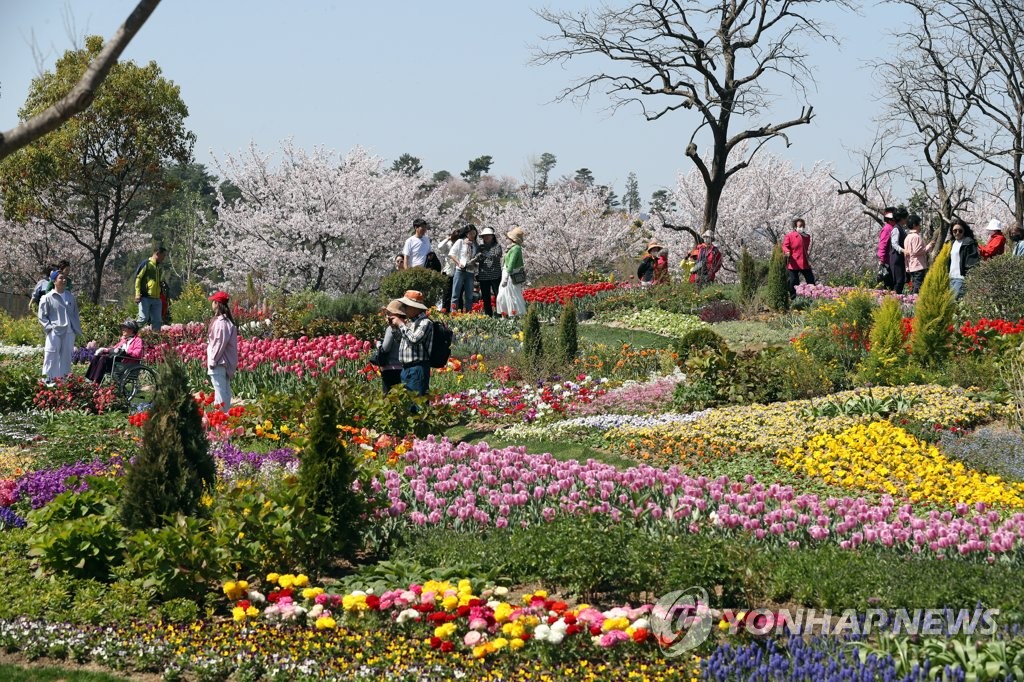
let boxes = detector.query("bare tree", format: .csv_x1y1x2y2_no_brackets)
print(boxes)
832,130,901,227
533,0,854,234
0,0,161,161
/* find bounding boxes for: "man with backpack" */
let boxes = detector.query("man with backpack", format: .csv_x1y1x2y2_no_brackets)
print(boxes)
135,245,167,331
392,289,452,396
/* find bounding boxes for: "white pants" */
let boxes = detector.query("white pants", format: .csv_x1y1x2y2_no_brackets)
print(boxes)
208,366,232,413
42,330,74,380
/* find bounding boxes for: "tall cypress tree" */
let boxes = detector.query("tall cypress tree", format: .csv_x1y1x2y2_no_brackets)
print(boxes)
738,247,758,302
120,357,216,530
765,245,790,312
523,304,544,365
911,243,954,368
557,299,578,365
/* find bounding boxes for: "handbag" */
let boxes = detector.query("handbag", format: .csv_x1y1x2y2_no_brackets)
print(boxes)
510,267,527,285
876,263,891,283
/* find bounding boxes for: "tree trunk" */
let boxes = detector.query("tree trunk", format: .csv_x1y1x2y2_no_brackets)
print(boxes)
90,252,105,304
703,172,725,235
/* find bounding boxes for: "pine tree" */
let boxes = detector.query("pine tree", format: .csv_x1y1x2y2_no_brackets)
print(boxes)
523,304,544,365
858,297,906,384
765,245,790,312
120,357,216,530
299,380,364,562
557,299,578,364
910,243,954,368
738,247,758,302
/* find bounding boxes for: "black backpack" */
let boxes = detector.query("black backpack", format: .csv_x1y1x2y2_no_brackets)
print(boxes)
429,321,453,369
134,259,151,291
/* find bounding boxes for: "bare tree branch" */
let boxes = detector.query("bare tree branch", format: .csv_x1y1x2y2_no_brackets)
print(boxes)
0,0,161,162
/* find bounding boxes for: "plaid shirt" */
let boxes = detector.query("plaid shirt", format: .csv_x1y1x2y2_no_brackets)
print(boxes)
397,313,432,364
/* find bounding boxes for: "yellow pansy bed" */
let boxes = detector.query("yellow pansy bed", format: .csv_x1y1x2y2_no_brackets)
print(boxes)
779,421,1024,507
605,385,1000,467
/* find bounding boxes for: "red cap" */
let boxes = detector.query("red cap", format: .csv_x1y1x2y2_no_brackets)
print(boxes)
208,291,230,303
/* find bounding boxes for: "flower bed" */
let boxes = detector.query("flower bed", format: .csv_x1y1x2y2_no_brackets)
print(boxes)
595,309,707,339
433,375,610,423
568,370,685,416
375,437,1024,556
148,333,371,376
795,283,917,306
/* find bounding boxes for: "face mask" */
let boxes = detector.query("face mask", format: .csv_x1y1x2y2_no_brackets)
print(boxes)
1011,232,1023,242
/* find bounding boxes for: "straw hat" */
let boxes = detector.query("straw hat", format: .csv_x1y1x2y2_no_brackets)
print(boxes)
382,300,406,316
397,290,428,310
646,240,664,253
506,227,525,244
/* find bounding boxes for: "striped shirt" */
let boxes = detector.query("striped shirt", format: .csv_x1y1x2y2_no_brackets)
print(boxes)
397,314,433,364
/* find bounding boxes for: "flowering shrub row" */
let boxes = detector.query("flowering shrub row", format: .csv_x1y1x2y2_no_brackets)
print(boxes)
433,375,610,424
795,283,917,306
147,333,371,376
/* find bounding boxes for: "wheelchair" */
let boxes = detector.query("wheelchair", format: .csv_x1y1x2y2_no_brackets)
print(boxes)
110,354,158,412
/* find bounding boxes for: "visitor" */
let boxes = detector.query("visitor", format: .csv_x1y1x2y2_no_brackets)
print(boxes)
888,208,909,295
449,224,480,313
424,252,442,272
654,247,671,285
29,265,53,313
436,226,462,312
476,227,503,316
207,291,238,413
902,214,938,294
402,218,431,269
394,290,433,395
979,219,1007,260
782,218,815,297
496,227,527,317
1010,226,1024,257
135,245,167,331
637,240,663,285
86,320,142,384
376,299,406,394
37,273,81,381
688,232,722,287
393,253,406,272
44,259,73,294
877,208,897,289
948,220,980,300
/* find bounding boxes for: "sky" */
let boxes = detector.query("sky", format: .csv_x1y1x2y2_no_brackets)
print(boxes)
0,1,913,204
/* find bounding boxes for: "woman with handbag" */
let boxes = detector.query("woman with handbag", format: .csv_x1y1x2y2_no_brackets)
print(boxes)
496,227,527,317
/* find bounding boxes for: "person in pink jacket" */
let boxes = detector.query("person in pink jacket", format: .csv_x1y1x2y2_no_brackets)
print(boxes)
877,207,897,289
86,319,143,383
902,214,939,293
782,218,815,297
206,291,238,413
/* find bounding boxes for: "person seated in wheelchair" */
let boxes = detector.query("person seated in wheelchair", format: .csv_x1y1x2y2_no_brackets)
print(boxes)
86,319,143,384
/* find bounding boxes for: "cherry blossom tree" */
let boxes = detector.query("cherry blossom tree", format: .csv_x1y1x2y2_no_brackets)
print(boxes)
475,181,640,276
207,141,470,294
648,152,877,280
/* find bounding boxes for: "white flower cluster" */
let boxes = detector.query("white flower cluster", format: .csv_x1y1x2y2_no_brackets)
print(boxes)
0,344,43,357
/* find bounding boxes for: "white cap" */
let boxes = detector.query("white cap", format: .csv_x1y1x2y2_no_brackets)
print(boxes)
985,219,1005,232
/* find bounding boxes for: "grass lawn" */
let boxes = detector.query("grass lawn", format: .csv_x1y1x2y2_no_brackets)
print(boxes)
445,425,634,469
0,665,132,681
576,323,676,350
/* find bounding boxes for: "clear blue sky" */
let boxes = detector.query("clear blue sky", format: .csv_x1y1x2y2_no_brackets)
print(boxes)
1,0,911,203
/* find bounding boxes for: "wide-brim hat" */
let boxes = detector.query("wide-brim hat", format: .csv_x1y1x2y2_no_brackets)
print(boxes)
985,218,1005,232
397,289,428,310
646,240,664,253
382,299,407,316
506,227,525,244
479,227,496,236
208,291,230,304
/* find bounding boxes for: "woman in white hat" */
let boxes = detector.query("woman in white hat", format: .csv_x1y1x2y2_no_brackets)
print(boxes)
496,227,527,317
979,219,1007,260
476,227,503,316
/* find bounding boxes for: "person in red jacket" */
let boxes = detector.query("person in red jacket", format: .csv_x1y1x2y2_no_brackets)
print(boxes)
782,218,815,297
979,219,1007,259
688,232,722,287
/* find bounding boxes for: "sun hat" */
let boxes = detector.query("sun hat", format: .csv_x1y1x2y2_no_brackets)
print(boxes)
506,227,525,244
479,227,496,236
646,240,664,253
985,218,1005,232
208,291,230,304
701,231,714,239
120,319,140,333
397,290,428,310
883,207,896,220
382,300,407,316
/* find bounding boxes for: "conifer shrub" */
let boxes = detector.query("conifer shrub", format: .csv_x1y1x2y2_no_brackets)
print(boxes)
765,245,790,312
738,247,760,302
557,299,578,364
674,326,728,358
962,254,1024,321
911,243,954,368
523,304,544,365
299,380,365,564
857,297,907,385
119,357,216,530
379,268,448,309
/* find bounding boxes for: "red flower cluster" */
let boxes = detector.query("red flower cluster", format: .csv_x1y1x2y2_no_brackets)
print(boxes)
33,376,117,415
955,318,1024,353
147,334,371,376
523,282,617,306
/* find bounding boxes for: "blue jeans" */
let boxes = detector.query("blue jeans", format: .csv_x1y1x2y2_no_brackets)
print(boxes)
400,362,430,396
138,296,163,331
950,277,965,299
208,366,231,412
451,269,475,312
